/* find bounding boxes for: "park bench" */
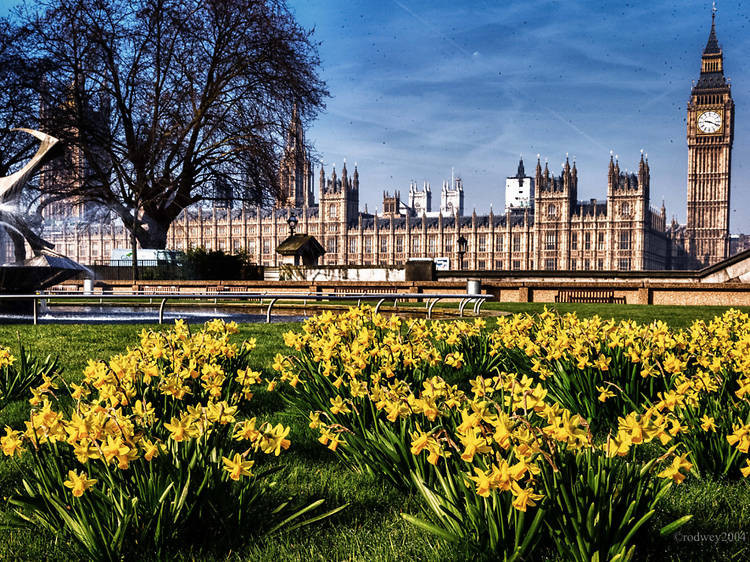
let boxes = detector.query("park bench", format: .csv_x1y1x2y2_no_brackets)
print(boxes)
141,285,178,303
331,287,393,295
555,289,625,304
223,286,265,303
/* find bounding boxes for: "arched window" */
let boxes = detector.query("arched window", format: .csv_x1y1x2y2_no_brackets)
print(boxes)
547,204,557,217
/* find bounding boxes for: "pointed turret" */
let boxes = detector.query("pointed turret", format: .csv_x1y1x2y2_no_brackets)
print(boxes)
288,102,300,139
278,101,313,207
638,150,647,182
517,157,525,179
341,159,348,190
534,155,544,192
695,8,727,89
704,9,720,55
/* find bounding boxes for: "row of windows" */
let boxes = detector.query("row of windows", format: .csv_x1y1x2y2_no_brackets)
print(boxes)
550,231,631,251
337,234,531,254
568,258,630,271
170,230,630,253
55,229,632,258
51,237,632,272
59,235,629,257
168,223,635,251
546,202,633,217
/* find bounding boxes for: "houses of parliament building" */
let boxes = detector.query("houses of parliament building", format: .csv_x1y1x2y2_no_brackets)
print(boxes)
2,15,736,272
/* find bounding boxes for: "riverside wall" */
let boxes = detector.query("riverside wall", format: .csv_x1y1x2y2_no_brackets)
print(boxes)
53,277,750,307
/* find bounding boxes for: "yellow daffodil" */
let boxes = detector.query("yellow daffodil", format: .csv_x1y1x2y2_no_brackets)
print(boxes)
330,395,351,415
657,453,692,484
700,415,717,432
222,453,254,480
63,470,97,497
259,423,291,456
596,385,616,403
510,482,543,512
1,426,24,457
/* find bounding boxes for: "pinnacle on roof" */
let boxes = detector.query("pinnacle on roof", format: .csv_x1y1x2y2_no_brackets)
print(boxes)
695,7,728,91
704,9,720,55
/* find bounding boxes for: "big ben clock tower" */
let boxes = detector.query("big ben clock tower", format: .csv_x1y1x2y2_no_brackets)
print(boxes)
685,9,734,268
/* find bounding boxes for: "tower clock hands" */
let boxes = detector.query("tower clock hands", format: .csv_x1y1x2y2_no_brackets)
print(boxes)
697,111,722,133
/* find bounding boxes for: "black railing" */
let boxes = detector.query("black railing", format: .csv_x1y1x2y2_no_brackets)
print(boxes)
78,260,183,281
77,260,264,281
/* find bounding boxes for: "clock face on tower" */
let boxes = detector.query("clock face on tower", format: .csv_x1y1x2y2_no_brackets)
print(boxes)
697,110,722,134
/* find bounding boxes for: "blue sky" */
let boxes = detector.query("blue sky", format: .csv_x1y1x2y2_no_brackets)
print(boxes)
3,0,749,232
289,0,750,233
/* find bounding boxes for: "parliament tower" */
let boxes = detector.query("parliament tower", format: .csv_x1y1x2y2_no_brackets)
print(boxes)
278,104,315,208
685,11,734,267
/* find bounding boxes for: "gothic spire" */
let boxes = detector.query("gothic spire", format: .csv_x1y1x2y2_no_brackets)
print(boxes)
287,102,302,144
695,6,727,90
704,5,720,55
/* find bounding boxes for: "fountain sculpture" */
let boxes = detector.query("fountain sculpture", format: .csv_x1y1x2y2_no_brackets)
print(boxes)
0,128,89,295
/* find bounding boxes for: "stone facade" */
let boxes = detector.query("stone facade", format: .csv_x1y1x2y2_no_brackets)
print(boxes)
278,104,315,209
39,81,111,223
669,13,734,268
37,151,667,271
5,15,734,273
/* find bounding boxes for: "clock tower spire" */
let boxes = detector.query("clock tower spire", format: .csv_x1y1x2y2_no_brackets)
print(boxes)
684,8,733,267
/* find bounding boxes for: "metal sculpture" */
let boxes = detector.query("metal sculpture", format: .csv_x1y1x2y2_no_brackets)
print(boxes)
0,128,90,298
0,128,61,257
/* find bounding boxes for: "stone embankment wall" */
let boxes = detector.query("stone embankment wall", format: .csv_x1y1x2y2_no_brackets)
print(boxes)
54,278,750,307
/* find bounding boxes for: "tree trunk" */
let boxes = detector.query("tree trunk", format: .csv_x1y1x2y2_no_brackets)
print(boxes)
132,205,180,250
130,226,138,283
134,217,171,250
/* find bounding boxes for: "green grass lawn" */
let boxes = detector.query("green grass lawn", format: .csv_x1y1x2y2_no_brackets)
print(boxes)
487,302,750,330
1,306,749,561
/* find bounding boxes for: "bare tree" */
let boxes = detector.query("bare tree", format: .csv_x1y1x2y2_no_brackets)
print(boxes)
17,0,327,251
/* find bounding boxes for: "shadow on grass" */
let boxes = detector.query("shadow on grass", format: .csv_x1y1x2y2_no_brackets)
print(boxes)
642,477,750,561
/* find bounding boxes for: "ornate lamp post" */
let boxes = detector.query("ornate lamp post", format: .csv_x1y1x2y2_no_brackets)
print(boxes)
457,234,468,271
287,212,299,236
